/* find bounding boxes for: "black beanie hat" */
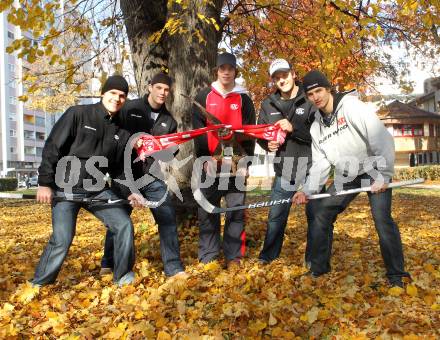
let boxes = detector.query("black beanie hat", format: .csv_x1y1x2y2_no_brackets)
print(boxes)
150,73,172,86
216,52,236,68
302,70,331,92
101,75,129,95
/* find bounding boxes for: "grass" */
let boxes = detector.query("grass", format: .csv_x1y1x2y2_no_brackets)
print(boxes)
0,188,37,195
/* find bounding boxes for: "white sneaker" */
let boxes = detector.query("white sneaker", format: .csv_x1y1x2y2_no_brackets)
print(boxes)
116,271,135,287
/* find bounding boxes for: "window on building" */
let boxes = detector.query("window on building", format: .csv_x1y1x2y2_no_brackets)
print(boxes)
393,124,424,137
36,132,45,140
36,147,43,157
10,147,16,154
9,112,16,121
7,31,14,39
436,125,440,137
24,114,35,124
9,96,16,105
9,80,16,89
429,124,435,136
35,116,45,127
9,129,16,137
24,146,35,155
8,64,15,73
24,130,35,139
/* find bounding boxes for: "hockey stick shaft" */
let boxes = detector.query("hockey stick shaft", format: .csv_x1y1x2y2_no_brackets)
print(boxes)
0,193,160,208
195,178,425,213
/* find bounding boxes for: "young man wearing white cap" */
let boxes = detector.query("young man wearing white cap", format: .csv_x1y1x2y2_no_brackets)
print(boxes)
192,52,256,267
257,59,315,264
293,70,410,287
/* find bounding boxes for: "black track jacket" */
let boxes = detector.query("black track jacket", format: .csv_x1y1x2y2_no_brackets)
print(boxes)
257,84,315,182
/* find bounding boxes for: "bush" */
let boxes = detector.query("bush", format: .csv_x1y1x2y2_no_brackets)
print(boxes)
394,165,440,181
0,177,18,191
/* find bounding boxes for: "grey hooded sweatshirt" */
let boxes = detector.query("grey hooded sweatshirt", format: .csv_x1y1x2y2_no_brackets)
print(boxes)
303,90,395,195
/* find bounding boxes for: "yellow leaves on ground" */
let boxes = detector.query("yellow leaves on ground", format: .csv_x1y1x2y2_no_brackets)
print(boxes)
0,191,439,337
12,282,40,304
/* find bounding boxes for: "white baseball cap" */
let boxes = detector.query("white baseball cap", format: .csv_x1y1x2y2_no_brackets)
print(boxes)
269,59,291,77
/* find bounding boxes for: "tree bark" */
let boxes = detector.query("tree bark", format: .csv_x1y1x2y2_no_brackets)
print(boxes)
120,0,225,221
120,0,169,94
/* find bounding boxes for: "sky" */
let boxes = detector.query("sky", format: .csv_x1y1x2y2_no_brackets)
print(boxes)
373,45,437,96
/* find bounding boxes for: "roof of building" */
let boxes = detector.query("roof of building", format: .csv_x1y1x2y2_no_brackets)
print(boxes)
377,100,440,120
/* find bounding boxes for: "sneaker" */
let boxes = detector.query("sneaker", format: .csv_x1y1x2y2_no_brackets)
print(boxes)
99,267,113,275
226,258,242,269
303,271,321,279
116,271,135,287
389,279,404,288
258,258,270,265
168,271,190,280
29,281,42,288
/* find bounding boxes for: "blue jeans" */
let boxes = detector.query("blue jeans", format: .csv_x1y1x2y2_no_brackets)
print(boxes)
306,173,410,284
259,176,312,263
102,179,184,276
32,189,135,285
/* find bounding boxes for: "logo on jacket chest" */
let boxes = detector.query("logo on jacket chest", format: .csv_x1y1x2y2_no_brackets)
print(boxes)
230,103,239,110
295,108,305,115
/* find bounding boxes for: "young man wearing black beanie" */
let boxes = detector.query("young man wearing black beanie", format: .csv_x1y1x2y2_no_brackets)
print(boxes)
100,72,187,279
293,70,411,287
257,59,315,266
192,52,256,268
32,75,144,287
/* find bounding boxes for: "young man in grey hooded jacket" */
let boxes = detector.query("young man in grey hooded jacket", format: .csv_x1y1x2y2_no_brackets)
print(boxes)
293,70,410,288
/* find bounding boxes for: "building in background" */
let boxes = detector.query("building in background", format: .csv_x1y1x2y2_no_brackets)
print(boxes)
0,12,63,179
411,77,440,113
378,101,440,167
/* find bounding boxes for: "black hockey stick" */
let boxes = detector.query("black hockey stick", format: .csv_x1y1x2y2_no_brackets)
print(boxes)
194,178,425,213
0,193,160,207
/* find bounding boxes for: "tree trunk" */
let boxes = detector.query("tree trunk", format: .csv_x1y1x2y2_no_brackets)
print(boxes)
120,0,224,222
120,0,169,94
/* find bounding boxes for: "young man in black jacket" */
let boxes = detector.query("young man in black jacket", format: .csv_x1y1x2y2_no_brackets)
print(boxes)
100,73,186,278
192,52,256,267
32,75,144,287
257,59,315,264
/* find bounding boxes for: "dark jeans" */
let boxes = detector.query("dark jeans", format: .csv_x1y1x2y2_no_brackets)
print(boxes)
32,190,135,285
198,175,246,263
102,179,183,276
306,173,410,284
259,176,313,263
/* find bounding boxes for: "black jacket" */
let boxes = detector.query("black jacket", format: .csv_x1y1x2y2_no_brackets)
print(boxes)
118,95,177,181
257,84,315,181
38,102,131,196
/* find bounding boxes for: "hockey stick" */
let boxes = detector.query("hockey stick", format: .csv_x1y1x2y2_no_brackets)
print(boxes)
0,193,160,207
194,178,425,213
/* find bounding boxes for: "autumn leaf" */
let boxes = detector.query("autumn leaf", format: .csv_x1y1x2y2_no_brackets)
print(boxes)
388,286,404,296
13,282,40,304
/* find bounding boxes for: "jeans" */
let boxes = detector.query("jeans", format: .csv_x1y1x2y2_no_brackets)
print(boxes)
102,179,184,276
198,174,246,263
306,173,410,284
32,189,135,285
259,176,313,263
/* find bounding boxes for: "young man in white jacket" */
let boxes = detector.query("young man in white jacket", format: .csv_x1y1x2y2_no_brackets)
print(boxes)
293,70,410,287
